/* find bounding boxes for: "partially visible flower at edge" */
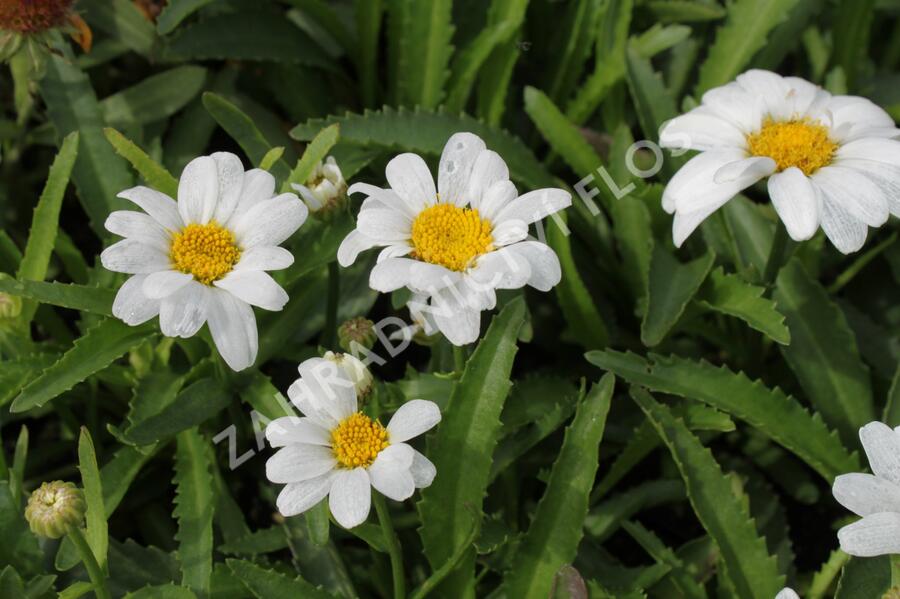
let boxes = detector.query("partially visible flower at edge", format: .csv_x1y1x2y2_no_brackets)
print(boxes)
291,156,348,216
338,132,571,346
1,0,92,66
100,151,307,371
323,350,373,399
265,356,441,529
659,69,900,254
832,421,900,556
774,589,800,599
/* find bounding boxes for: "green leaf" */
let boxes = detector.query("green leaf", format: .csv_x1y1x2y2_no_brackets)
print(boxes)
585,479,685,541
101,66,207,128
502,374,614,599
585,350,861,481
697,267,790,345
835,555,890,599
695,0,799,94
631,387,784,599
77,427,108,570
389,0,454,108
218,527,289,556
354,0,383,107
647,0,726,22
774,258,875,443
418,297,526,594
226,558,335,599
104,128,179,198
622,521,707,599
641,249,714,346
832,0,874,90
259,147,285,172
162,11,333,68
290,106,556,190
174,429,214,595
122,378,229,446
39,56,133,237
123,584,198,599
0,481,41,575
543,0,604,103
202,92,290,182
80,0,156,56
284,124,341,192
16,132,79,323
156,0,217,35
11,319,155,413
0,277,114,316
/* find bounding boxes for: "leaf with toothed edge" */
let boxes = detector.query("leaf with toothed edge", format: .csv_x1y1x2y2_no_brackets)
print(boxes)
225,558,336,599
173,429,214,595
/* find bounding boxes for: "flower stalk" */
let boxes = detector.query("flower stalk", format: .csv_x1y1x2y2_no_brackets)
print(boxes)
373,493,405,599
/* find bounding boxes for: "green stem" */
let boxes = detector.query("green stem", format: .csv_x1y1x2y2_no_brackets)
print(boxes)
324,261,340,349
762,222,792,289
408,522,479,599
373,493,405,599
67,526,111,599
452,344,467,374
827,232,898,294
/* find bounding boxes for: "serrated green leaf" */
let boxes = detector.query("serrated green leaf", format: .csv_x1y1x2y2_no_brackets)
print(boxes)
218,527,289,556
174,429,214,595
774,258,874,443
0,278,114,317
104,128,179,198
39,56,133,237
585,479,685,541
202,92,291,182
631,387,784,599
123,378,229,446
695,0,799,94
101,66,207,128
585,350,861,481
697,267,790,344
418,297,525,595
641,249,714,346
389,0,454,108
647,0,726,22
502,374,614,599
284,124,340,192
624,45,680,177
123,584,198,599
11,319,155,413
622,521,707,599
289,106,555,190
226,558,335,599
77,427,108,570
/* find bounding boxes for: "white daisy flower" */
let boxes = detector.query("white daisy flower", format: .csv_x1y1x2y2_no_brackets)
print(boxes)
775,589,800,599
265,357,440,529
832,421,900,556
659,69,900,253
101,152,308,371
337,132,571,345
291,156,347,213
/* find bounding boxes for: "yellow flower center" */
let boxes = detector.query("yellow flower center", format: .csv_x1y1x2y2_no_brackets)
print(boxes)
169,222,241,285
331,412,389,468
746,118,837,176
410,204,493,272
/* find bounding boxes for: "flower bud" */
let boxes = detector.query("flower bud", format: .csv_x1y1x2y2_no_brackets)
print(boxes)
291,157,347,216
0,291,21,319
324,351,373,399
338,317,377,353
25,481,86,539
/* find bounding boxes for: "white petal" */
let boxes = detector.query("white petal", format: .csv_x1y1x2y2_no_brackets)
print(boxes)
860,422,900,485
836,138,900,168
348,182,418,218
112,274,160,325
466,150,509,210
117,186,183,231
178,156,218,225
812,165,889,227
368,444,416,501
385,153,436,211
159,282,209,338
834,159,900,217
296,357,357,422
735,69,792,120
377,244,413,263
214,270,288,311
826,96,897,142
479,180,518,222
387,400,442,442
833,473,900,517
491,219,529,247
266,416,332,447
503,241,562,291
672,200,732,248
104,211,171,252
357,208,412,243
660,108,748,151
207,289,258,371
142,270,193,300
662,149,751,214
232,193,308,249
819,190,868,254
438,132,487,207
276,472,335,517
329,468,371,528
774,589,800,599
266,444,337,484
838,512,900,557
228,168,276,224
431,289,481,346
783,76,827,117
767,168,820,241
468,247,532,291
100,239,170,274
713,157,776,185
700,82,764,133
211,152,245,223
234,246,295,271
338,230,381,267
494,188,572,225
410,449,436,488
369,258,460,294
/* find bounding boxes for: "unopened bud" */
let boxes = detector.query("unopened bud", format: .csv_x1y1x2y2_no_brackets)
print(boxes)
0,291,21,319
338,317,377,353
324,351,373,399
291,156,347,216
25,481,86,539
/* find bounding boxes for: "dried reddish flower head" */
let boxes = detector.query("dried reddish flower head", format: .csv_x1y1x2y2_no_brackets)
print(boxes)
0,0,75,34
